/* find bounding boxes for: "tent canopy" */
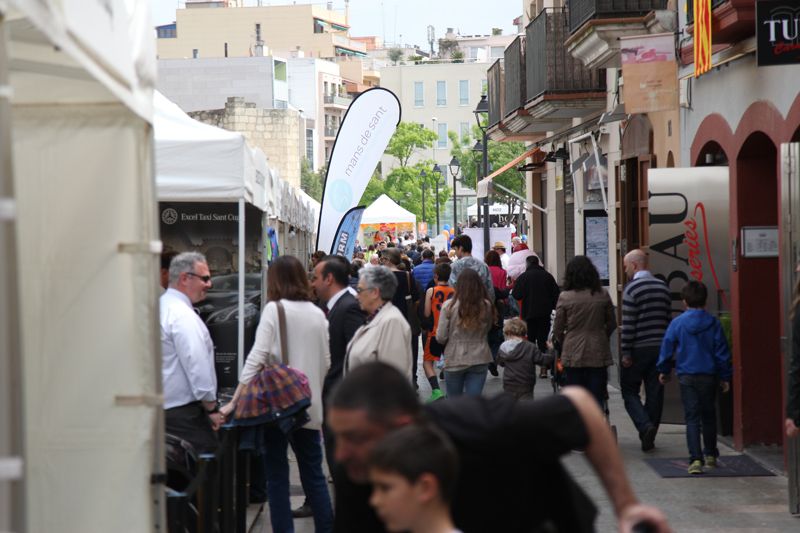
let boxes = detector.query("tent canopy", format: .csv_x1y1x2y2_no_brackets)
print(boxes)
361,194,416,225
154,91,268,211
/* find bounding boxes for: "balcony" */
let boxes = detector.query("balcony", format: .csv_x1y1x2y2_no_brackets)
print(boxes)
565,0,674,69
568,0,669,35
524,8,606,131
502,36,528,133
324,127,338,139
487,59,504,131
685,0,755,44
324,94,352,109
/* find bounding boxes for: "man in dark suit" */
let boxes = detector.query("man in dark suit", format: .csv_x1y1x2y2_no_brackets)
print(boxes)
511,255,560,353
311,255,366,463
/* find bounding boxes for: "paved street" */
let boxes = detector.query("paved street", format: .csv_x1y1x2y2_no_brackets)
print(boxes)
249,360,800,532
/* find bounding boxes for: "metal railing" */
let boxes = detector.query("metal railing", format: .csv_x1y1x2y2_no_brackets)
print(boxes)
527,8,606,100
487,59,504,128
324,94,352,106
324,127,339,137
685,0,728,24
567,0,669,34
503,35,526,117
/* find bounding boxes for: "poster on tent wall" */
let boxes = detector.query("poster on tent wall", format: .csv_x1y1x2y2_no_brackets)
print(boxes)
317,88,401,254
360,222,416,245
159,202,264,389
333,206,366,258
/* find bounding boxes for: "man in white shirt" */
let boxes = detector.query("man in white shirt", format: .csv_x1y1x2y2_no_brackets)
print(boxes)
161,251,223,453
493,241,510,270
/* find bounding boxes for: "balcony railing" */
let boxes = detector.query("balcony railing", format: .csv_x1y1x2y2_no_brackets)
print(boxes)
324,94,352,106
567,0,669,35
503,36,526,118
527,8,606,101
686,0,728,24
487,59,504,128
324,127,338,138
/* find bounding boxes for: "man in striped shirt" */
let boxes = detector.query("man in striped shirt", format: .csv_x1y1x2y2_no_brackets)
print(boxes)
621,249,671,452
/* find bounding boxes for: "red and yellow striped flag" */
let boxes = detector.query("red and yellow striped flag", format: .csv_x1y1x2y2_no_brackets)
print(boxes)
694,0,712,76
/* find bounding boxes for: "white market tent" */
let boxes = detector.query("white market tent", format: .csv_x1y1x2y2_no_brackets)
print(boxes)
361,194,416,225
2,2,160,532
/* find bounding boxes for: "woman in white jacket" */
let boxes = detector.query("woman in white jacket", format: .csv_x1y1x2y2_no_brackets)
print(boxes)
221,255,332,533
345,265,412,378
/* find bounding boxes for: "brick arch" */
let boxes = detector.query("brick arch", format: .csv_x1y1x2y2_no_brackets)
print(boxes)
691,113,734,165
785,92,800,142
732,100,784,154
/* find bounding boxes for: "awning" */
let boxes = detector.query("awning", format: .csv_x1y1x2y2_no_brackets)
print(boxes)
476,146,541,198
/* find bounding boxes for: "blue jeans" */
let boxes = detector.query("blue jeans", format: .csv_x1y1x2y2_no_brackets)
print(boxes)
678,374,719,462
445,364,488,397
263,427,333,533
564,367,608,410
620,346,664,435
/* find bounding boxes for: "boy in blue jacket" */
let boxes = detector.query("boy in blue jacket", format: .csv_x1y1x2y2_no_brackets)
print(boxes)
657,280,732,475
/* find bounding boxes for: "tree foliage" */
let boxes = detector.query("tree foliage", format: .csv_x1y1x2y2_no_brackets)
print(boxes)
300,158,324,202
448,125,526,198
385,122,438,168
387,48,404,65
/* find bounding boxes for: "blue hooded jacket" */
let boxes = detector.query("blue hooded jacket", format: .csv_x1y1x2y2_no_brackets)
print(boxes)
656,308,732,380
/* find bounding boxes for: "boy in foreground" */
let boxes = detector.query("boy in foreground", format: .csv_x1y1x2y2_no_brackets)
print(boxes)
657,281,732,475
496,318,551,400
369,424,461,533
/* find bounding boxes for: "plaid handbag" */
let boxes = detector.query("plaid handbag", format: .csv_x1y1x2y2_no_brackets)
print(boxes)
234,301,312,433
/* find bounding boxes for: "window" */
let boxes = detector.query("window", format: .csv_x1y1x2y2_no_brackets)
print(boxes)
459,80,469,105
437,122,448,148
192,49,199,59
460,122,470,142
414,81,424,107
481,79,488,95
436,81,446,106
490,46,505,58
468,46,480,59
306,129,314,162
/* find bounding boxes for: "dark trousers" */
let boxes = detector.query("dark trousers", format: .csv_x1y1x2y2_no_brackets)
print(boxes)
679,374,719,462
164,402,218,454
526,316,551,352
411,334,419,385
564,367,608,410
620,346,664,435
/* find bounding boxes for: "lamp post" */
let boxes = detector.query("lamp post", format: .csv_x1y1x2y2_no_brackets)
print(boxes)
419,169,427,236
473,94,490,255
447,156,461,235
433,164,443,235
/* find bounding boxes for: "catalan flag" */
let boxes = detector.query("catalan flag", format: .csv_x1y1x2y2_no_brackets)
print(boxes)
694,0,712,76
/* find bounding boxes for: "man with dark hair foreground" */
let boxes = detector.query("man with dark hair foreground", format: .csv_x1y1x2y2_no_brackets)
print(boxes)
328,362,670,533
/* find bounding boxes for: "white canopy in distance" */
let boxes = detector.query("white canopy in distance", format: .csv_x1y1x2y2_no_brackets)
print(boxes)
361,194,416,225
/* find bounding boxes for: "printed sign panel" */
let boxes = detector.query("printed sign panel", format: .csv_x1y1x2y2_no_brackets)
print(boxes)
757,0,800,67
621,33,679,114
333,206,366,258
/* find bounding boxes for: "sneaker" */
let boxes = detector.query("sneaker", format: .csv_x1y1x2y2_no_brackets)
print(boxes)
704,456,717,468
640,426,657,452
292,502,313,518
687,460,704,475
427,389,445,403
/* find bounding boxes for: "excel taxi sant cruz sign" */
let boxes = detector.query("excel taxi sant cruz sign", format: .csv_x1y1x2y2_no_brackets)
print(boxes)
757,0,800,67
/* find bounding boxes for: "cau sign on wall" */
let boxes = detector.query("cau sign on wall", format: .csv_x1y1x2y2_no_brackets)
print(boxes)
757,0,800,66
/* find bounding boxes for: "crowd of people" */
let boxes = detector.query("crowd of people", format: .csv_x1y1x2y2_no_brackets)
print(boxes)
160,237,752,532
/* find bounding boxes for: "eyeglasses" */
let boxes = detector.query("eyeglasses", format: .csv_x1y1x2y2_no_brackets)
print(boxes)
186,272,212,283
355,286,373,294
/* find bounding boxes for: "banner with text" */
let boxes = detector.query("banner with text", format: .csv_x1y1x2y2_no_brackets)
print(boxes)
333,206,366,258
621,33,678,114
317,88,401,254
756,0,800,67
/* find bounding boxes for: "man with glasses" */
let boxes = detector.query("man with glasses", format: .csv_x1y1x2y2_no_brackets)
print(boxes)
160,251,223,453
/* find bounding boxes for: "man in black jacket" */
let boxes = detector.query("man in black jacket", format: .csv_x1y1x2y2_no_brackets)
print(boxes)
311,256,366,477
511,255,560,352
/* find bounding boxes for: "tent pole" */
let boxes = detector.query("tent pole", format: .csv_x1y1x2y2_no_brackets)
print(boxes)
238,199,245,376
0,11,25,532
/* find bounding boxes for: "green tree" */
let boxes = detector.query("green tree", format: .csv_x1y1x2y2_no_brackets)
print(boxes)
387,48,404,65
300,158,324,201
385,122,438,167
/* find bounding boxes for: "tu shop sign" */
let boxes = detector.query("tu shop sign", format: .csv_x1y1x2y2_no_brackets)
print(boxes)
757,0,800,67
647,168,730,314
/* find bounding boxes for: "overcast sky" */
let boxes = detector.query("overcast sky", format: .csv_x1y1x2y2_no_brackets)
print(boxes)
149,0,522,49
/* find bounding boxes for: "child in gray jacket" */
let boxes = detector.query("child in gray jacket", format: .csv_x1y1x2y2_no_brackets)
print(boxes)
497,318,551,400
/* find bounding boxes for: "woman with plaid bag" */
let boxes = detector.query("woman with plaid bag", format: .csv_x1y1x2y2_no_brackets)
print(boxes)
221,256,332,532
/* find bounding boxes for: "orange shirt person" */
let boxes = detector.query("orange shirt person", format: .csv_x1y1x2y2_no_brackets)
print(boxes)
422,263,454,402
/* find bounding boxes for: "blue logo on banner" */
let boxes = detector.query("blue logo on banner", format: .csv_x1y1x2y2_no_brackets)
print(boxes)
328,180,354,212
332,206,366,256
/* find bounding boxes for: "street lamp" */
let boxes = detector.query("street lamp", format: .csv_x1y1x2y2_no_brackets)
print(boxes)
472,139,484,228
419,169,427,235
473,94,490,254
433,164,443,235
447,156,461,235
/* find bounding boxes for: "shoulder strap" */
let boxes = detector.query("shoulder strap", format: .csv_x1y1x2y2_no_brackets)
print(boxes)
275,301,289,365
406,271,412,297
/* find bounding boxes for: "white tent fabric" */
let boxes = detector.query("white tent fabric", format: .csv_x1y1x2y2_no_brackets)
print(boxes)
361,194,416,225
154,91,267,211
467,202,522,216
6,2,159,531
